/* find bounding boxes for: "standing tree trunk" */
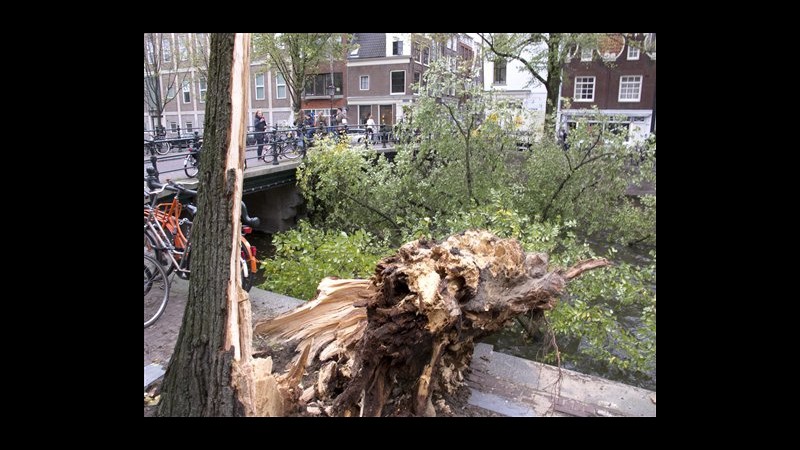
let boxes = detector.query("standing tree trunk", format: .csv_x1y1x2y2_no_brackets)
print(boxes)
158,33,255,416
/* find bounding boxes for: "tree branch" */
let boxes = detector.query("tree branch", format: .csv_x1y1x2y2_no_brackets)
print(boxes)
477,33,548,87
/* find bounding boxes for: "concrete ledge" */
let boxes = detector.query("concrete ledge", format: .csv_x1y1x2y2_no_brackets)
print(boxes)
467,343,656,417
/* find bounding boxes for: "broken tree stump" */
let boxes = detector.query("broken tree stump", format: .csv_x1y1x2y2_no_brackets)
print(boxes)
253,230,609,416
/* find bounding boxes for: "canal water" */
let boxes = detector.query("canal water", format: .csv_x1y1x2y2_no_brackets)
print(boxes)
247,231,656,392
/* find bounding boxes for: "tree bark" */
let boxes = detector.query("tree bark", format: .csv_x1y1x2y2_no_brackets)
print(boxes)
158,33,255,416
254,230,609,416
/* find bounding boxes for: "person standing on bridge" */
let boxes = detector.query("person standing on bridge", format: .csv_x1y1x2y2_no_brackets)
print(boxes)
366,113,376,142
254,110,267,161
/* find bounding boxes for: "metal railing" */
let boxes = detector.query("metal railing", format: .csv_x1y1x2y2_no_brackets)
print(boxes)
143,124,407,181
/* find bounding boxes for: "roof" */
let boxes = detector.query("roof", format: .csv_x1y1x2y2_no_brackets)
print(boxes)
350,33,385,59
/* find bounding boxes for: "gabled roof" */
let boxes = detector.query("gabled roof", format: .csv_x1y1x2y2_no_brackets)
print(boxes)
350,33,386,59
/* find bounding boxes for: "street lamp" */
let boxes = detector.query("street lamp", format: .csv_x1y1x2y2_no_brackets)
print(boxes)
327,83,336,114
327,84,336,133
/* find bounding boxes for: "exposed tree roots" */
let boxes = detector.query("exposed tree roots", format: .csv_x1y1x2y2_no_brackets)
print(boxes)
252,230,609,416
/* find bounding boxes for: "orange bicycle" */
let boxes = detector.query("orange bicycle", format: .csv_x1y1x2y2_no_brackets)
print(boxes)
144,175,260,294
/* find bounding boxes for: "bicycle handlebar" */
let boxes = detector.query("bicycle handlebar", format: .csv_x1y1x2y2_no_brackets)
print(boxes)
166,180,198,197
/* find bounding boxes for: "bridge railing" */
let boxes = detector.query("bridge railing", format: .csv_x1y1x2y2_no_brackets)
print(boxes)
143,124,408,179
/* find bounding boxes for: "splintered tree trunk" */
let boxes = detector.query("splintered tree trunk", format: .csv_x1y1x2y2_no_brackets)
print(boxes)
254,230,609,416
158,33,254,416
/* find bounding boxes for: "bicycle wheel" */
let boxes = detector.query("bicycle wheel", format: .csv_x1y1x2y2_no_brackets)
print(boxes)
184,154,199,178
282,141,302,160
240,242,254,292
145,228,174,275
262,143,275,163
144,254,170,328
155,141,170,155
242,264,253,292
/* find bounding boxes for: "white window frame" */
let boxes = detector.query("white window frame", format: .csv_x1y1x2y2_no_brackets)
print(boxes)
276,73,286,99
179,35,188,61
146,41,155,64
574,76,595,102
255,73,265,100
360,75,369,91
390,70,406,95
198,78,207,103
618,75,642,102
580,47,592,61
627,46,640,60
162,37,172,62
182,80,191,103
422,47,429,66
493,59,507,85
166,83,175,100
185,122,193,132
170,121,178,132
195,33,207,52
393,40,403,56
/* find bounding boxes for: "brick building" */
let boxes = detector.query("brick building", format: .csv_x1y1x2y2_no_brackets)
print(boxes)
558,33,656,142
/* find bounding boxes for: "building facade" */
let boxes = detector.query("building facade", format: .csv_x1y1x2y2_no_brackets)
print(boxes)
144,33,479,136
343,33,479,127
481,43,548,136
558,33,656,142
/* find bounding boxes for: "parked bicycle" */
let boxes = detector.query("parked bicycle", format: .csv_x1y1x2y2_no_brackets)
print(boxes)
144,253,170,328
144,139,171,156
262,127,304,164
144,176,260,304
183,137,202,178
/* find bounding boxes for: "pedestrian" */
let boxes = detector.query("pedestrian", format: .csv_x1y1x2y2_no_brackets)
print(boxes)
365,113,376,141
302,113,313,139
335,108,345,127
254,110,267,160
558,125,569,150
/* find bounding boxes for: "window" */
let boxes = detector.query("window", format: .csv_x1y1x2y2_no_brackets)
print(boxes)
185,122,193,132
393,40,403,55
422,47,429,65
360,75,369,91
170,122,178,132
255,73,265,100
146,41,155,64
413,72,420,85
304,73,343,96
618,75,642,102
179,35,188,61
182,80,191,103
644,33,656,54
412,45,421,63
359,105,373,125
580,47,592,61
627,45,640,60
574,76,595,102
380,105,393,125
167,83,175,99
458,44,474,63
494,59,507,85
276,73,286,99
198,78,207,103
162,37,172,62
390,70,405,94
195,33,207,52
